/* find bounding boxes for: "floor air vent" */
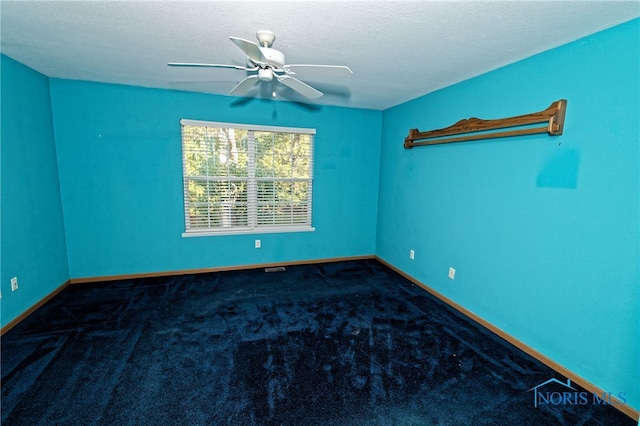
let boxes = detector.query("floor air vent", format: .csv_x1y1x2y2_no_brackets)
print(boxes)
265,266,286,273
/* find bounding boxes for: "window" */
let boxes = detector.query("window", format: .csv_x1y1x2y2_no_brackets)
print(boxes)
181,119,314,236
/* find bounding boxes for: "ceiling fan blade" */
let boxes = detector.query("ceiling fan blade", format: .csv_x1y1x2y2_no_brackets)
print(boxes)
277,75,323,99
168,62,256,71
229,75,260,96
229,37,268,64
283,65,353,78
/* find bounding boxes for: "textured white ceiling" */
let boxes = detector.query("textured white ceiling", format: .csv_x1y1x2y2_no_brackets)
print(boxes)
1,1,638,110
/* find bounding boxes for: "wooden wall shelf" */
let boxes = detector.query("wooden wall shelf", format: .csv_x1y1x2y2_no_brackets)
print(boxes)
404,99,567,149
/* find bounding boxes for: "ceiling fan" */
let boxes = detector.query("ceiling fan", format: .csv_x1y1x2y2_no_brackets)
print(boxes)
168,30,352,100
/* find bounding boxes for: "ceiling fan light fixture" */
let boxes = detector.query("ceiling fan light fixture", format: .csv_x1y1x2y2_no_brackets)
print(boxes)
258,68,274,81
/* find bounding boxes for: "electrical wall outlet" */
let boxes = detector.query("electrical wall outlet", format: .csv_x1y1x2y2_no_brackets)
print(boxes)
255,239,261,249
448,267,456,280
409,250,415,260
11,277,19,291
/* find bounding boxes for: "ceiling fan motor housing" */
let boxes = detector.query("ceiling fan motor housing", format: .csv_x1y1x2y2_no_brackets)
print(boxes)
259,47,285,69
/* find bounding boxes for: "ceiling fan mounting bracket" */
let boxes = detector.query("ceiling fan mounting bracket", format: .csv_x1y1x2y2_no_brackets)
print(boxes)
256,30,276,47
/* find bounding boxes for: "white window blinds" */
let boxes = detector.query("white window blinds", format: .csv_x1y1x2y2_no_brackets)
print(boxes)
181,119,315,236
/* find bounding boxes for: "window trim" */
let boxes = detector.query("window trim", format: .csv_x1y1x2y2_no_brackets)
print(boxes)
180,119,316,136
182,225,316,238
180,119,316,237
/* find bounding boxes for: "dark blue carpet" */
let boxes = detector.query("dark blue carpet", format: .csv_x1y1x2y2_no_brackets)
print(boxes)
1,259,634,425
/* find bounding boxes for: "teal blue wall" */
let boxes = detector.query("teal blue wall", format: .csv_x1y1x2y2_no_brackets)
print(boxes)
1,56,70,327
48,80,382,279
377,19,639,410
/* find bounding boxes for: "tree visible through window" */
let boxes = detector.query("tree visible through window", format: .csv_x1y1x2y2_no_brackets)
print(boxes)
181,120,314,235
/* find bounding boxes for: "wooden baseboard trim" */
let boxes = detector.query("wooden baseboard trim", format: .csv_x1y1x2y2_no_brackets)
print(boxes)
375,256,639,421
1,279,71,336
69,255,376,284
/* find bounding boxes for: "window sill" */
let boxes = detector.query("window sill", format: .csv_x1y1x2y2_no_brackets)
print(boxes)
182,226,316,238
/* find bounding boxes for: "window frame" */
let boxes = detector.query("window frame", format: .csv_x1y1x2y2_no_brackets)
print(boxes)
180,119,316,237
